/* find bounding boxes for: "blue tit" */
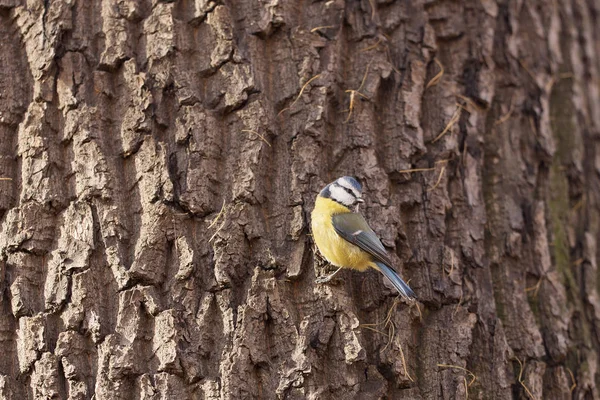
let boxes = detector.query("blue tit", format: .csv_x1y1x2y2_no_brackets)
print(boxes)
311,176,416,300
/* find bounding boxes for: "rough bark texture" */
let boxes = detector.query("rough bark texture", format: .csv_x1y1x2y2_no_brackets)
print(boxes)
0,0,599,399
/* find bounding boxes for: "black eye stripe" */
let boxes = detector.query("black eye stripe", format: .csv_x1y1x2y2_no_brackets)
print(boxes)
344,188,354,195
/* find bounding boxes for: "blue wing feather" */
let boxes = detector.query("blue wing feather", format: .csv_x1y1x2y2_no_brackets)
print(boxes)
331,213,392,266
374,262,417,300
332,212,416,300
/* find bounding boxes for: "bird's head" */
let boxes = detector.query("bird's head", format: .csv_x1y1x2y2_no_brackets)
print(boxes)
320,176,364,207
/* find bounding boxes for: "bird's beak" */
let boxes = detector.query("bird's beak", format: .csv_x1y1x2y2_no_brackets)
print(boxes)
354,198,363,212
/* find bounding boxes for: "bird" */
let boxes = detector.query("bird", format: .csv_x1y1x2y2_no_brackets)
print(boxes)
310,176,416,300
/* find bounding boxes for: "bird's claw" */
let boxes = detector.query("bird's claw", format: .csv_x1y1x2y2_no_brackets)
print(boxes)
315,275,333,284
315,266,343,284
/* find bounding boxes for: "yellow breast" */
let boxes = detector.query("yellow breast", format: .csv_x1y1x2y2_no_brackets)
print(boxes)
310,197,372,271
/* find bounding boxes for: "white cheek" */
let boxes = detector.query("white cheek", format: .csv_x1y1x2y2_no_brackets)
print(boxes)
329,186,354,206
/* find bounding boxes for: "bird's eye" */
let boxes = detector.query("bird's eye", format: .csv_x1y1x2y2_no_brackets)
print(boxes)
344,188,354,196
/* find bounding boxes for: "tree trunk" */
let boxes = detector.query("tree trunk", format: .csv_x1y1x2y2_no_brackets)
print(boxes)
1,0,599,398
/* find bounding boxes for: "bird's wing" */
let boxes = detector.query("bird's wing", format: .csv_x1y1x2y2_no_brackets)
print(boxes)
331,212,393,266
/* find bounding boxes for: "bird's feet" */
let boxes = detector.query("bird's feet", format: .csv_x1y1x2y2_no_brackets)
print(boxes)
315,266,343,284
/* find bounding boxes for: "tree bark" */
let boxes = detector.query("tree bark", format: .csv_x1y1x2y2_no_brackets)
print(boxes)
0,0,599,398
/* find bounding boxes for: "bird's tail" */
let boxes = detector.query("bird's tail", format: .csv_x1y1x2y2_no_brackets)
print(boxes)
373,262,417,300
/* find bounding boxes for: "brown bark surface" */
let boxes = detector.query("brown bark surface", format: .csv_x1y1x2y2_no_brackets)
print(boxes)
0,0,599,398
